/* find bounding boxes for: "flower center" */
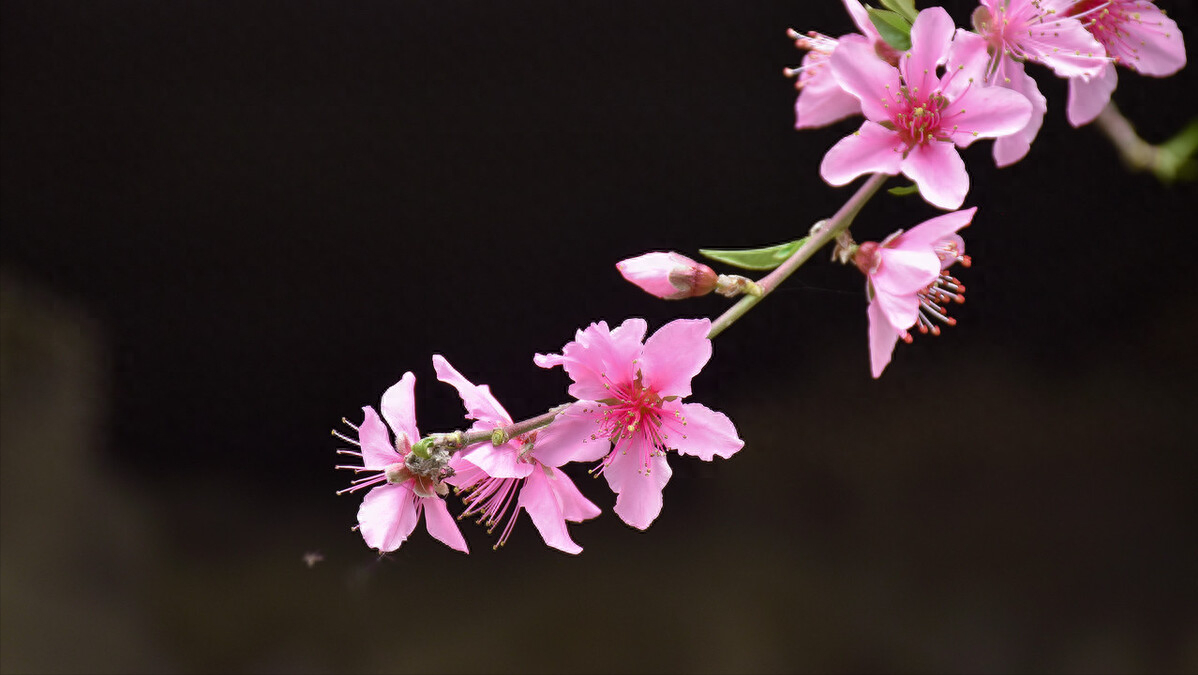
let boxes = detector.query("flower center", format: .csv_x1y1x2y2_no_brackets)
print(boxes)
588,372,671,476
892,89,951,146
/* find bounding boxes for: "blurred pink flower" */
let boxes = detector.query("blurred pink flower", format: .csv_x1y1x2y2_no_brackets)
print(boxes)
335,373,468,553
534,318,743,530
616,252,718,300
433,355,600,554
854,208,976,378
972,0,1106,165
819,7,1033,209
1060,0,1187,126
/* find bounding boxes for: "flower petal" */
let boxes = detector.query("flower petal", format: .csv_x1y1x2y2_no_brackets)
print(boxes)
357,484,419,552
421,496,469,553
901,141,969,210
544,466,602,522
459,442,535,479
380,372,420,447
795,58,863,129
990,61,1047,167
867,298,902,378
520,467,583,554
875,247,941,295
844,0,880,41
820,121,904,186
1112,4,1186,77
894,207,976,251
432,354,512,426
946,84,1034,146
662,401,744,461
531,402,610,467
942,29,991,101
640,318,712,398
829,35,901,122
1019,12,1106,79
357,406,400,469
534,319,647,400
605,449,672,530
1067,63,1117,127
902,7,955,97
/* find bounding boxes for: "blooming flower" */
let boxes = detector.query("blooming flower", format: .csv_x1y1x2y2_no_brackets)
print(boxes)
787,0,898,130
433,355,601,554
334,373,468,553
1059,0,1187,126
534,318,743,529
820,7,1033,210
853,207,976,378
616,252,718,300
971,0,1107,165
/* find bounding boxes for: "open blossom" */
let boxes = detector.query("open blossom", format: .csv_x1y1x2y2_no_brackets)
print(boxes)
854,207,976,378
534,318,743,529
334,373,468,553
1060,0,1187,126
616,252,718,300
820,7,1033,210
972,0,1107,165
433,355,600,554
787,0,898,129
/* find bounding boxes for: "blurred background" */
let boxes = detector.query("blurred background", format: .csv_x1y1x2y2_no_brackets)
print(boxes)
2,1,1196,672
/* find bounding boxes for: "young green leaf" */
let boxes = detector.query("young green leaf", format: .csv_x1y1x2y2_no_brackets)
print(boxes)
887,183,921,196
867,7,913,52
878,0,918,23
699,237,809,271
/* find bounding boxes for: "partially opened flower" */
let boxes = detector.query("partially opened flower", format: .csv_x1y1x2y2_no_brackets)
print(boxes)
433,355,601,554
334,373,468,553
854,208,976,378
820,7,1033,209
617,252,718,300
971,0,1107,165
787,0,898,130
534,318,743,530
1058,0,1187,126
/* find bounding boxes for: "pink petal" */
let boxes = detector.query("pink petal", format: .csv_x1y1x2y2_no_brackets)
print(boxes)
531,402,610,467
357,484,419,552
534,319,649,400
357,406,400,469
795,60,863,129
604,448,672,530
894,207,977,251
1113,4,1186,77
639,318,712,399
829,35,902,122
874,248,941,296
1020,12,1107,79
662,401,744,461
820,121,904,186
421,496,469,553
902,7,955,97
900,141,969,210
844,0,880,41
946,84,1034,146
520,466,583,555
431,354,512,426
459,442,534,479
990,61,1047,167
544,466,602,522
942,29,991,101
867,299,902,379
380,372,420,447
1067,63,1117,127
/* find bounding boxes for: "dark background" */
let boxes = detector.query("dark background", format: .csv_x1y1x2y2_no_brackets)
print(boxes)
2,1,1196,672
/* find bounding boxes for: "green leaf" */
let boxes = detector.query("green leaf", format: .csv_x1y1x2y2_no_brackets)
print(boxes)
867,7,912,52
887,183,921,196
699,237,809,271
878,0,918,23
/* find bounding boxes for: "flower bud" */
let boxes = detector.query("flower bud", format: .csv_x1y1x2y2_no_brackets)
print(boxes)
616,252,718,300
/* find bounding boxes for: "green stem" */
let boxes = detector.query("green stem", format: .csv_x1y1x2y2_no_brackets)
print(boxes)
439,403,570,450
706,172,889,339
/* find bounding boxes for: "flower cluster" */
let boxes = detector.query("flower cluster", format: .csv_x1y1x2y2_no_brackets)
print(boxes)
334,2,1186,555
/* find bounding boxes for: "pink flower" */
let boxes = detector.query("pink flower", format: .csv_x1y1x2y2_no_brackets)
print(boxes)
972,0,1107,165
854,208,976,378
1060,0,1187,126
334,373,468,553
534,318,743,529
616,251,718,300
820,7,1033,210
433,355,601,554
787,0,899,129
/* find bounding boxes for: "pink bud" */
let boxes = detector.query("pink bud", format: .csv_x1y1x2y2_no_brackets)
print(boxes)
616,252,718,300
